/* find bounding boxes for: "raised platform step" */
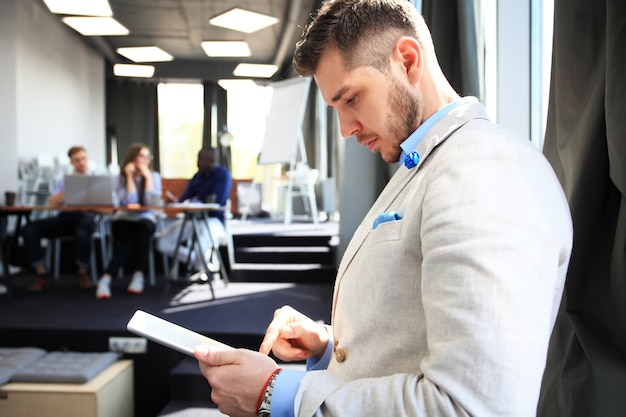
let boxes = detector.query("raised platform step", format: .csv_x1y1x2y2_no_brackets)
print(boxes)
228,220,339,284
230,263,337,283
235,246,335,264
233,234,336,247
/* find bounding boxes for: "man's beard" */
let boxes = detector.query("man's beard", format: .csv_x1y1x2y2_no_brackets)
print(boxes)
380,79,420,163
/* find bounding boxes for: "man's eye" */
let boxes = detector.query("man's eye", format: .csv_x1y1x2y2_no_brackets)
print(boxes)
346,95,356,105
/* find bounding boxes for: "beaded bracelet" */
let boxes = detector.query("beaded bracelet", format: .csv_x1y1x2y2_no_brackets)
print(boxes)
257,368,282,417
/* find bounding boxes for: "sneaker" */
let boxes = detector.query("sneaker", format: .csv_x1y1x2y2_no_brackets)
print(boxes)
96,278,111,299
127,273,144,294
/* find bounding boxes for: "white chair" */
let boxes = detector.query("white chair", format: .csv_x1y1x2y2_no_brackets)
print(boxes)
284,163,319,224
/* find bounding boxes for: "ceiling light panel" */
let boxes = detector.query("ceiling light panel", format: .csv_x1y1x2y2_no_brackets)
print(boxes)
43,0,112,16
117,46,173,62
62,16,129,36
113,64,155,78
209,8,279,34
217,79,258,90
201,41,251,57
233,63,278,78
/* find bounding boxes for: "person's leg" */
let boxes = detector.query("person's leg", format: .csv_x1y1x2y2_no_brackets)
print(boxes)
0,214,6,241
97,220,135,299
22,216,76,292
74,214,95,289
127,219,156,294
22,218,52,271
104,220,135,276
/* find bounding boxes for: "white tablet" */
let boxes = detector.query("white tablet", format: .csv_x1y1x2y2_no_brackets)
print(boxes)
126,310,232,356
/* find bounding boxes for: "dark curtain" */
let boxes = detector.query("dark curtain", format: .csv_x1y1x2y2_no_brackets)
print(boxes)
422,0,482,100
203,81,229,170
106,80,160,172
538,0,626,416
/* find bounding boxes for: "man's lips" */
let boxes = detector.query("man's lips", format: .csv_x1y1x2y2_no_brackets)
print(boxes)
360,137,378,151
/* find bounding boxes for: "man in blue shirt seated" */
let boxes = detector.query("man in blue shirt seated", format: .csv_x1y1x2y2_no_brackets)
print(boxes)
157,147,231,272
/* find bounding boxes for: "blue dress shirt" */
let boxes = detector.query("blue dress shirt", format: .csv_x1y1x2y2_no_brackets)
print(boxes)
178,165,231,223
399,99,471,166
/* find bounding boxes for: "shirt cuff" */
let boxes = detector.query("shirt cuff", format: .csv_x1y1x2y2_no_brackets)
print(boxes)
306,328,333,371
272,368,306,417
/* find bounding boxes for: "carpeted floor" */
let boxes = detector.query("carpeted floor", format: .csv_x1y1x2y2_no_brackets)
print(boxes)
0,273,333,339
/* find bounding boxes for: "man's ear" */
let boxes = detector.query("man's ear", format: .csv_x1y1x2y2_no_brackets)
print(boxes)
395,36,423,83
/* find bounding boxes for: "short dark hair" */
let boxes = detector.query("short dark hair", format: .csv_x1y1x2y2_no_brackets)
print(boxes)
293,0,428,76
67,146,86,158
199,147,218,159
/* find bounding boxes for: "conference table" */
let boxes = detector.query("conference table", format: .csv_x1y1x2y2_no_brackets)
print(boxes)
0,202,227,300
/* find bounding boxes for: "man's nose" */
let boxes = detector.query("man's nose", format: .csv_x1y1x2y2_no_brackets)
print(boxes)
337,111,360,138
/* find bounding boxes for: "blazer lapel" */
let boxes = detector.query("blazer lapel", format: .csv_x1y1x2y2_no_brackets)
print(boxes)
333,102,490,297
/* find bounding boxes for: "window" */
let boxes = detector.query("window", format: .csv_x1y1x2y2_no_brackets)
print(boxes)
482,0,554,149
222,81,273,179
157,83,204,178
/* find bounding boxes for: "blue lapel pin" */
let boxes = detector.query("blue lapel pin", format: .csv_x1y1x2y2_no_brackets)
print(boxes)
404,151,420,169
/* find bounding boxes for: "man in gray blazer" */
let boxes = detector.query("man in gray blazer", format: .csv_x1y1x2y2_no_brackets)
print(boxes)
194,1,573,416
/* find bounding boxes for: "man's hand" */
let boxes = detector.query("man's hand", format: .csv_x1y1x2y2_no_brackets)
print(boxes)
48,191,64,207
260,305,329,361
194,346,278,417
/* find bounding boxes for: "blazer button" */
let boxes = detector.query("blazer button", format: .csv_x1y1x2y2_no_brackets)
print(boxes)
335,348,346,363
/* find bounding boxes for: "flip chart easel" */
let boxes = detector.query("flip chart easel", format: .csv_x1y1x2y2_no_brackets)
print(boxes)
254,77,318,224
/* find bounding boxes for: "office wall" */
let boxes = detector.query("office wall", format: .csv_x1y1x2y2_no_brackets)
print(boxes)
0,0,19,195
0,0,106,196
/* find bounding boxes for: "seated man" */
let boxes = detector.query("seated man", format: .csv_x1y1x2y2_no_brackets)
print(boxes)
22,146,96,292
157,147,231,272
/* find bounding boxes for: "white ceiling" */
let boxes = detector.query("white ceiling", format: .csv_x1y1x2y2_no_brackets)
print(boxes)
44,0,322,82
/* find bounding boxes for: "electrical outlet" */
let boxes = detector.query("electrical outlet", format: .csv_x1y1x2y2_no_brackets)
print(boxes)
109,336,148,354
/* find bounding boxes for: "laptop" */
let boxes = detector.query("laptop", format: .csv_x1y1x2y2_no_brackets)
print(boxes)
63,174,116,206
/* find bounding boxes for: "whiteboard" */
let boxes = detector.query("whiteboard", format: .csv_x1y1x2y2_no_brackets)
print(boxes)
258,77,312,164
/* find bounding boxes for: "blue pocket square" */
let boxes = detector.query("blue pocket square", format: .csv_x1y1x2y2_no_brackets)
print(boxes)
372,211,402,229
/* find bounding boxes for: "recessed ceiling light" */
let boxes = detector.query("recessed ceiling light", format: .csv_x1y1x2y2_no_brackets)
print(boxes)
217,79,258,90
233,63,278,78
43,0,112,16
113,64,155,78
117,46,173,62
62,16,129,36
209,8,278,34
201,41,251,57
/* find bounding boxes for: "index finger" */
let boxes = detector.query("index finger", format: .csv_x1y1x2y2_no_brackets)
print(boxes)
259,307,291,354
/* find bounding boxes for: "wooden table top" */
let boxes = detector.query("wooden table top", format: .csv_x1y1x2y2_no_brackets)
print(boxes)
0,203,224,216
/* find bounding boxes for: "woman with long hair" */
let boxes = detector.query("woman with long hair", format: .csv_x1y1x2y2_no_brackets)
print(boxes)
96,142,162,299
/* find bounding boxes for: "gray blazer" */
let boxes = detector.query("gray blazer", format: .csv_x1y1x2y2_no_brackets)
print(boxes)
297,101,573,416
